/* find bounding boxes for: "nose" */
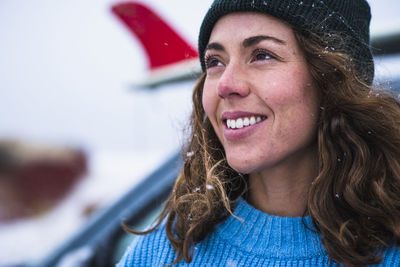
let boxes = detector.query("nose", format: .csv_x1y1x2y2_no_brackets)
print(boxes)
217,63,250,99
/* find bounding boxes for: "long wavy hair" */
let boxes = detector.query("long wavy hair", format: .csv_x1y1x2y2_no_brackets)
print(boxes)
125,29,400,266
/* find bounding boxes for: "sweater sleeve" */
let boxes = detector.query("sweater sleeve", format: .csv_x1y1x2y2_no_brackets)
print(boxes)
116,223,177,267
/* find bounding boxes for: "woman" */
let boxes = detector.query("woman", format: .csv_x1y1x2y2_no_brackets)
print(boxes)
118,0,400,266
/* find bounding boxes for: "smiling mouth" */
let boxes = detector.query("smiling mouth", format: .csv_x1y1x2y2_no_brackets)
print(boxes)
225,116,267,129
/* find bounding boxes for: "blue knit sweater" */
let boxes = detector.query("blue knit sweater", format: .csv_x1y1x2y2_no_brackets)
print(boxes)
117,198,400,266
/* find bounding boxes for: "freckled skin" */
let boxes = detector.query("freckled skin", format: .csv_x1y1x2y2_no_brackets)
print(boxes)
202,12,319,177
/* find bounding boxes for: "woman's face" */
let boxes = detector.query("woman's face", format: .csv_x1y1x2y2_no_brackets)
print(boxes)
202,12,319,174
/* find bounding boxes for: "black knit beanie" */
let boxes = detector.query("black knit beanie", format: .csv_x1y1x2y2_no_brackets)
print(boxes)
198,0,374,84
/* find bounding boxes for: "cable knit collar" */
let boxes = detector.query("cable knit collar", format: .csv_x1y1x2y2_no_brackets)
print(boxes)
214,197,326,259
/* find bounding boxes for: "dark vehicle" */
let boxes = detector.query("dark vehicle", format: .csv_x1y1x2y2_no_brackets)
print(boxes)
35,151,182,267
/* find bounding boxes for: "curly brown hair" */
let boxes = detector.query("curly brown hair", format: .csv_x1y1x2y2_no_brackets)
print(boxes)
124,30,400,266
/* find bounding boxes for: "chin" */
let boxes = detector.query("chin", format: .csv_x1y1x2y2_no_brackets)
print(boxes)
226,155,260,174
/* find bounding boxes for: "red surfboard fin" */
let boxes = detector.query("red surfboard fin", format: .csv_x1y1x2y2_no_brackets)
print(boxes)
111,2,199,72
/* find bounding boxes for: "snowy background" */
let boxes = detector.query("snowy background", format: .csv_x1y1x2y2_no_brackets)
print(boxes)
0,0,399,265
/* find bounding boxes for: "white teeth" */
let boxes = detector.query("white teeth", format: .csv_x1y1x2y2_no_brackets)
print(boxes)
226,116,265,129
243,117,250,126
236,118,243,128
250,116,256,125
231,119,236,129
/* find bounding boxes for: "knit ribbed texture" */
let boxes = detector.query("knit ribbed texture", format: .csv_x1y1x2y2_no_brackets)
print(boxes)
198,0,374,84
117,198,400,266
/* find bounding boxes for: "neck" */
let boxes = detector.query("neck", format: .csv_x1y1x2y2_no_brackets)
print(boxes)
247,147,317,217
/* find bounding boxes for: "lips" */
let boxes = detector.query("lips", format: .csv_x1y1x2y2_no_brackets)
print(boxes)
221,111,267,141
226,116,266,129
222,111,267,129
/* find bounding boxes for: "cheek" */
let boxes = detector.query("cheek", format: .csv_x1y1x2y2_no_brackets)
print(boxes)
202,81,220,131
202,82,215,118
202,79,220,116
267,69,319,132
267,68,316,107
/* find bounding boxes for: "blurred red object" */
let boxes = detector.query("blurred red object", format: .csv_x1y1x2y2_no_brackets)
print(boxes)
0,140,87,222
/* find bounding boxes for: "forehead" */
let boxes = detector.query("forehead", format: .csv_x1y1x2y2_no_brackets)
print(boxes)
209,12,295,44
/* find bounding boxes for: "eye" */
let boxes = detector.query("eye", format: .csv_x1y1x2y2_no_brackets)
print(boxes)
204,54,223,69
251,49,274,62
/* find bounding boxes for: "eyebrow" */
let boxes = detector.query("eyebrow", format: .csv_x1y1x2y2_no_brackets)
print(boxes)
205,35,286,52
242,35,286,47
